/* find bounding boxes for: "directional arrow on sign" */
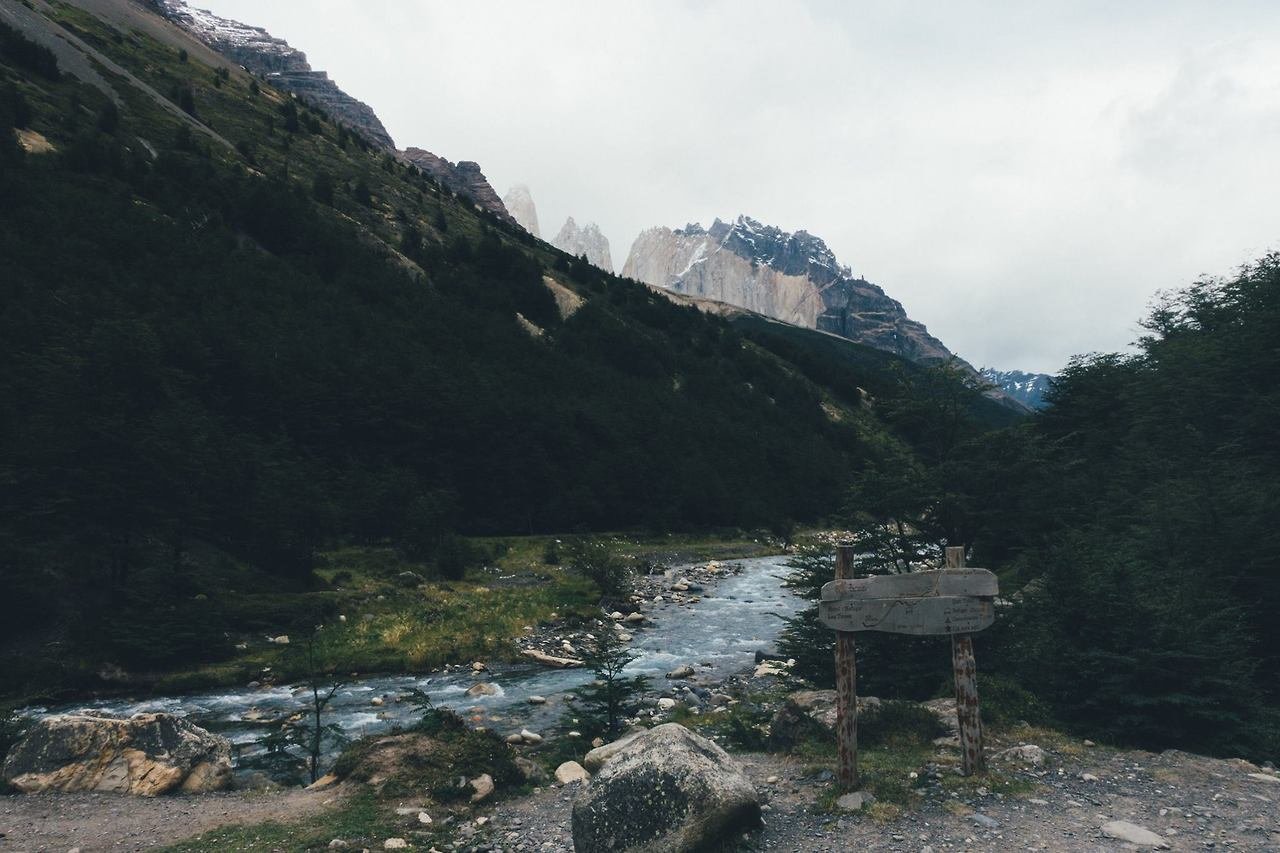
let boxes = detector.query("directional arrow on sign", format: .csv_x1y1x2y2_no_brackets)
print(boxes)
820,568,997,602
818,594,995,635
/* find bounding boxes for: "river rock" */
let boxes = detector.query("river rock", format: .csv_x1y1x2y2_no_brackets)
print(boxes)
571,723,760,853
997,744,1046,767
466,682,498,697
555,760,590,785
1100,820,1170,848
527,695,547,705
624,612,646,624
656,698,678,712
835,790,875,811
469,773,495,802
519,729,543,745
515,756,548,784
2,713,232,796
666,665,695,680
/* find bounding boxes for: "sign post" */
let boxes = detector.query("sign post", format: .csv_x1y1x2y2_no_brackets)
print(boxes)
834,543,859,791
945,546,986,775
819,544,996,778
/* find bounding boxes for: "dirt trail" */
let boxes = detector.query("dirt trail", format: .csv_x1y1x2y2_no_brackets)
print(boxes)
0,787,343,852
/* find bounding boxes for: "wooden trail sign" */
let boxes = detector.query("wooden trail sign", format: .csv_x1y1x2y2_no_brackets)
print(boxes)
820,568,997,602
819,594,994,635
825,544,995,787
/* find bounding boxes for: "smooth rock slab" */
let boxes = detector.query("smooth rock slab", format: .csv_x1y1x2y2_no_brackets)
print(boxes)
1100,820,1170,848
2,713,232,796
571,723,760,853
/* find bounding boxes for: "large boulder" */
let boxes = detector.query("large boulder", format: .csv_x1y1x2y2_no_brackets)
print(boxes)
571,723,760,853
2,712,232,796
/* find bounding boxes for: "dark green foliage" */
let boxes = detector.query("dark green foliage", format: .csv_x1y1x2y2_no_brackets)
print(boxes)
309,170,333,204
858,700,947,748
566,540,631,599
1,81,32,129
569,629,650,738
972,257,1280,759
171,83,195,116
248,78,259,97
280,98,299,133
0,21,60,79
96,100,119,134
0,31,939,700
352,175,371,205
541,539,561,565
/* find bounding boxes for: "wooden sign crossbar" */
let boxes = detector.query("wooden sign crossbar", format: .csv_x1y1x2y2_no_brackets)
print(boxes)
826,545,995,790
820,568,997,602
819,594,994,635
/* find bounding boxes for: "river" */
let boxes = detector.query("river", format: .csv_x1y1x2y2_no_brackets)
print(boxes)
32,555,803,781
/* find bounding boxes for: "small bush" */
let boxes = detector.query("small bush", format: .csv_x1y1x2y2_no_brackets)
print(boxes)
977,673,1052,729
858,700,946,748
566,540,631,598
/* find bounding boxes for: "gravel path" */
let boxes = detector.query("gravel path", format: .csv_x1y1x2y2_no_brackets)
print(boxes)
0,788,344,852
474,734,1280,852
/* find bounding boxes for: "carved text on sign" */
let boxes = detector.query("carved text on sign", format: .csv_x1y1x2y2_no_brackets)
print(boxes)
818,594,994,635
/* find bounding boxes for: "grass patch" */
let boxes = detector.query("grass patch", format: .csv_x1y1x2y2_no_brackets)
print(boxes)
163,789,402,852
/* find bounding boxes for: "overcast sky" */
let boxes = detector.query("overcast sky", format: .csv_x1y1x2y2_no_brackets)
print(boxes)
200,0,1280,374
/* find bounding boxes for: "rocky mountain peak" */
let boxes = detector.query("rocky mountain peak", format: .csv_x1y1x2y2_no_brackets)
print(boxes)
401,149,513,225
552,217,613,272
503,185,541,238
151,0,395,150
623,215,976,373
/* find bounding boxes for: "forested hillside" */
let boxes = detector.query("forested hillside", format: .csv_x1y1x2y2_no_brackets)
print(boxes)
780,257,1280,761
0,9,1015,698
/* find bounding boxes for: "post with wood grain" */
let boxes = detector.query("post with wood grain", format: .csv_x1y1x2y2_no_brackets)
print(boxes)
945,545,986,775
834,543,859,791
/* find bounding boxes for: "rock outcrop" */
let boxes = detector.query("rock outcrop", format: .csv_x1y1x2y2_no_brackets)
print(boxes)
552,217,613,272
401,148,514,225
152,0,395,150
2,713,232,796
503,185,541,238
571,723,760,853
624,216,954,365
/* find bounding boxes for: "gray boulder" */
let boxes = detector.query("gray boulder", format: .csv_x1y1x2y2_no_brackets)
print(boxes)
571,723,760,853
2,712,232,796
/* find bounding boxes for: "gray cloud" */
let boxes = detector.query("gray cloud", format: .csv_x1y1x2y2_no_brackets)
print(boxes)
200,0,1280,374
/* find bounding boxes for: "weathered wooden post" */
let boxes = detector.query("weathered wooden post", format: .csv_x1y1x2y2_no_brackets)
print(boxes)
834,543,859,791
945,546,986,776
818,547,996,783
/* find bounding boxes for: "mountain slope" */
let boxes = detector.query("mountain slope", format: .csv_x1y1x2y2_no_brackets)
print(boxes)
1,0,1022,696
150,0,394,149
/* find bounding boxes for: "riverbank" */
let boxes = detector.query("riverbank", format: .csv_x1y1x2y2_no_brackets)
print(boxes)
2,531,786,708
